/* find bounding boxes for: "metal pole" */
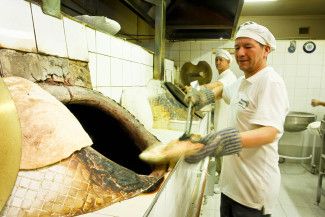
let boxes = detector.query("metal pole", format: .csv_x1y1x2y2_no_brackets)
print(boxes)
153,0,166,80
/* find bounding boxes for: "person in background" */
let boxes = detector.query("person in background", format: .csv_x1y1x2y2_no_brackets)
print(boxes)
203,49,237,175
205,49,237,131
184,21,289,217
311,99,325,107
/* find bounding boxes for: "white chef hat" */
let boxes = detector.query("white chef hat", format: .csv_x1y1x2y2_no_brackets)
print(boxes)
235,21,276,51
216,49,232,63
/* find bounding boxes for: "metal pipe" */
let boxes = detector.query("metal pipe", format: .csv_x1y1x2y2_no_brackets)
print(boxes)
153,0,166,80
311,133,317,173
279,154,312,160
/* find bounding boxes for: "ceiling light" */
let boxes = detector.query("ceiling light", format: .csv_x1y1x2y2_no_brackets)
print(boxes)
245,0,278,2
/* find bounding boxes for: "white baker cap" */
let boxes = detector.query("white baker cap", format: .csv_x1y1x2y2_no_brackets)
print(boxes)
216,49,232,63
235,21,276,51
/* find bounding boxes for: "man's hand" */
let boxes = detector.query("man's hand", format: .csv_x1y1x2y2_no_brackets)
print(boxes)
184,87,215,111
311,99,320,107
185,128,242,163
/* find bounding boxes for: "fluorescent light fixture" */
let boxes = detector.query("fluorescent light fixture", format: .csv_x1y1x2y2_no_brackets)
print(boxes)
245,0,278,2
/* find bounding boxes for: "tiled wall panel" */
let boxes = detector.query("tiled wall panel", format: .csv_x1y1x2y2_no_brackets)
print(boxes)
85,27,96,52
96,54,111,87
110,57,123,86
63,17,88,61
0,0,36,52
95,31,110,56
122,60,134,86
0,1,154,104
110,36,124,59
88,52,97,86
31,4,67,57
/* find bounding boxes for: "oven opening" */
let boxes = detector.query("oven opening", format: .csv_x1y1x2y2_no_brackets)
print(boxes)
66,103,153,175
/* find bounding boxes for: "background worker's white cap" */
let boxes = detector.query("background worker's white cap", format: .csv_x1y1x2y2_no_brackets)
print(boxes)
235,21,276,51
216,49,232,63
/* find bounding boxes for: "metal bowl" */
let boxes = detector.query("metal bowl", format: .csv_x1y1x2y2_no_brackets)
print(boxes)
284,111,317,132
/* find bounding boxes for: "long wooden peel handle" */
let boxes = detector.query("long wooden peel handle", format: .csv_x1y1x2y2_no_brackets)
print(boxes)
184,101,193,135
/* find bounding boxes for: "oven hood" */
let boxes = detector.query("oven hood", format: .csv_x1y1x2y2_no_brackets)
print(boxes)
120,0,244,40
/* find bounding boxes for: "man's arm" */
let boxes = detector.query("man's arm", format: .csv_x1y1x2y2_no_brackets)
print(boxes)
203,81,223,90
240,126,278,148
184,82,224,110
210,82,223,100
311,99,325,107
184,126,278,163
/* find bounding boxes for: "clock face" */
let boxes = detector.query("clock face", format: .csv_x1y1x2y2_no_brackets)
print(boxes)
303,41,316,53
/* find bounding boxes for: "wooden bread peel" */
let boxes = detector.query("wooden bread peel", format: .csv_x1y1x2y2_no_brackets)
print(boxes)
139,134,204,164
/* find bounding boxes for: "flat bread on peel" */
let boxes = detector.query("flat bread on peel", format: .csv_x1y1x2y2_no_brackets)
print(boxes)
139,139,203,164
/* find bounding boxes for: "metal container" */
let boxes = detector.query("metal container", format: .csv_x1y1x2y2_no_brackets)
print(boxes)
284,111,317,132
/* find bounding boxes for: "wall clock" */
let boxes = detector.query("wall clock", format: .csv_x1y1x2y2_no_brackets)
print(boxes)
303,41,316,53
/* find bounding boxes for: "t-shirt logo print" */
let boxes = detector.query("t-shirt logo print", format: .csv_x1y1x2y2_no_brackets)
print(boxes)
238,98,249,109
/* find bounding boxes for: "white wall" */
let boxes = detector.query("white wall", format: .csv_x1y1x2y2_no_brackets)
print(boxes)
166,40,243,83
0,0,154,103
166,39,325,120
270,40,325,119
238,15,325,39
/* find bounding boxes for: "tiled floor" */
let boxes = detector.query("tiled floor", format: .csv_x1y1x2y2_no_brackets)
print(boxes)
201,162,325,217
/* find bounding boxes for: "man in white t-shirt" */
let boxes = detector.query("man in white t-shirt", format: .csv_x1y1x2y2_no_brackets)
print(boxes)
205,49,237,131
203,49,237,174
183,21,289,216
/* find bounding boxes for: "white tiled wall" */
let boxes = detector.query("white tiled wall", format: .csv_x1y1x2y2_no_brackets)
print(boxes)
0,0,154,104
164,59,174,82
0,0,36,52
63,17,88,61
166,40,239,83
85,27,96,52
270,40,325,119
31,3,67,57
166,40,325,120
96,54,111,86
86,25,154,103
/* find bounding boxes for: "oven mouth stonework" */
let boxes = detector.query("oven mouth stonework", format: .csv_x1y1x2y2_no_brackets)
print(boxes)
0,49,168,216
0,78,166,216
40,83,166,177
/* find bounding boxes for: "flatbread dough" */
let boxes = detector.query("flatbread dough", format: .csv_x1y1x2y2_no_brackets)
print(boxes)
139,138,203,164
4,76,92,169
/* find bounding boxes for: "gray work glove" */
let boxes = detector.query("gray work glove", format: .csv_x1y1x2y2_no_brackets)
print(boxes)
185,128,242,164
184,87,215,111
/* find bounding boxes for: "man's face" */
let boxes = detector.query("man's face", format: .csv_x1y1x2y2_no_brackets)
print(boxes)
234,37,270,77
215,57,229,74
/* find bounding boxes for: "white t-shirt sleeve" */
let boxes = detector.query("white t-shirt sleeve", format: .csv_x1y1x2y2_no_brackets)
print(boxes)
219,76,230,86
222,77,241,105
222,83,232,104
218,70,237,87
250,78,289,133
